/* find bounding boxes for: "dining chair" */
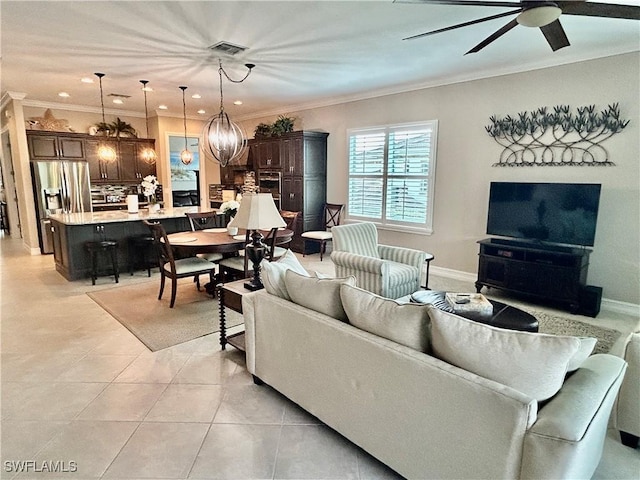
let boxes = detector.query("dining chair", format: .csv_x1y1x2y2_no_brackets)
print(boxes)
219,228,292,282
143,220,217,308
218,230,250,282
185,211,226,263
301,203,344,260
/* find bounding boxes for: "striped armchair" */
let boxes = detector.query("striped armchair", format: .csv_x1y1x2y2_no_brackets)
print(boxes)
331,222,428,299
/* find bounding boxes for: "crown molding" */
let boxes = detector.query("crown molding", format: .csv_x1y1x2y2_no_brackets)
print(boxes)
1,91,27,110
236,48,639,122
22,99,146,119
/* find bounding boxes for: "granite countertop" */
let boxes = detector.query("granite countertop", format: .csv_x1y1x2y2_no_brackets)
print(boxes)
49,206,221,225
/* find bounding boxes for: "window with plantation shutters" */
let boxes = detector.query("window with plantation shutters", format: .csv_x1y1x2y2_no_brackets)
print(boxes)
347,121,438,233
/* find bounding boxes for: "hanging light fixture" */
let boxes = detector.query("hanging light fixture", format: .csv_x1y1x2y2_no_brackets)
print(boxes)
94,73,117,163
179,86,193,165
202,60,254,167
139,80,157,164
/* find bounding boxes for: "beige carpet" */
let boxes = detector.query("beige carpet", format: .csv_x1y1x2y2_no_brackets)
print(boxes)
534,311,621,354
88,280,243,351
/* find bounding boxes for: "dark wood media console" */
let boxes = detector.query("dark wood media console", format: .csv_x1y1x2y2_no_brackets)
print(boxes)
476,238,593,313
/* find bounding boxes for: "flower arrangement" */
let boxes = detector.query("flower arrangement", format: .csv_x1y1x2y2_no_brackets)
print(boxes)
141,175,158,203
220,200,240,218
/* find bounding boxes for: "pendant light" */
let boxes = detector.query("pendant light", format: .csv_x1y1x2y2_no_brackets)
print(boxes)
94,73,117,163
179,86,193,165
202,60,254,167
139,80,157,164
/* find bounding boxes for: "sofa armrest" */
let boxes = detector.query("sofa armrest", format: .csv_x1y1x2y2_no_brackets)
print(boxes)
521,354,627,480
330,250,385,274
531,354,626,441
378,244,427,269
615,332,640,437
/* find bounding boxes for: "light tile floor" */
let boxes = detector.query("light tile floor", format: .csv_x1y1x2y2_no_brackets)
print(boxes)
2,235,639,479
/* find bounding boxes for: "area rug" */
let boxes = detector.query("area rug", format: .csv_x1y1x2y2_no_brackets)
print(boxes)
88,280,243,351
534,311,621,354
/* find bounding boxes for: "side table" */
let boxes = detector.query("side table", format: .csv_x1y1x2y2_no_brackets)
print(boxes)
218,279,257,351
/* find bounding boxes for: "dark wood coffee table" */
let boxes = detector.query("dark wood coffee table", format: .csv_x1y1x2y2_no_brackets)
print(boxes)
408,290,539,332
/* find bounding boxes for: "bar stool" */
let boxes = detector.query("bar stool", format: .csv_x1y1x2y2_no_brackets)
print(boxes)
128,234,156,276
85,240,119,285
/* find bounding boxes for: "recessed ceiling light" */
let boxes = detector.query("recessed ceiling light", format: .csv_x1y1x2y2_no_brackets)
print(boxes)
142,86,153,92
81,77,94,84
233,100,243,105
158,105,168,110
197,109,206,115
58,92,70,98
191,94,201,99
112,99,123,104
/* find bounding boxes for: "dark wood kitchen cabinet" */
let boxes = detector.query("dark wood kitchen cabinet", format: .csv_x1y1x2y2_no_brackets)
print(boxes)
86,138,120,182
27,131,85,160
117,139,157,181
250,131,328,253
86,138,156,183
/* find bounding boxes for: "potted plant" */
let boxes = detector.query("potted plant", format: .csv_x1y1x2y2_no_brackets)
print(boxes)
95,118,137,137
254,123,273,138
272,115,295,136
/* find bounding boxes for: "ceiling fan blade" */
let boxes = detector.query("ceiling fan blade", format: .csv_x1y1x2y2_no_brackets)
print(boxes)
465,18,519,54
395,0,524,6
403,8,521,40
540,19,570,51
557,2,640,20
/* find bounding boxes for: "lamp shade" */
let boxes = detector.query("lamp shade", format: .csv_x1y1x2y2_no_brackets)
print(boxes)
228,193,286,230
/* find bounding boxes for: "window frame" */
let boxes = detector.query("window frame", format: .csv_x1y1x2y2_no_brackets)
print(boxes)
346,120,438,235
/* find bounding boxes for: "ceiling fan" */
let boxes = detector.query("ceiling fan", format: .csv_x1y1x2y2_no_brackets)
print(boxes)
401,1,640,54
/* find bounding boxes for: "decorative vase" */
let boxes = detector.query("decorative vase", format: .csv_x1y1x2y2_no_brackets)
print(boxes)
227,217,238,236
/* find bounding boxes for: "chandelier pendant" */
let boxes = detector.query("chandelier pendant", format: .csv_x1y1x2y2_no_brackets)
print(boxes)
202,60,254,167
94,73,117,163
139,79,157,164
179,86,193,165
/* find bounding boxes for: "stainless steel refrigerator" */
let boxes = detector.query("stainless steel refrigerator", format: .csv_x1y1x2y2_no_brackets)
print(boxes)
30,160,92,254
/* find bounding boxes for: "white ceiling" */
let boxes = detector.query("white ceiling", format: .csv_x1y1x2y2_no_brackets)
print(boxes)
2,1,639,120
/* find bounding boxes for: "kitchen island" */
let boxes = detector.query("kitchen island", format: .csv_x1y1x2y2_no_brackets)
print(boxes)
49,207,222,281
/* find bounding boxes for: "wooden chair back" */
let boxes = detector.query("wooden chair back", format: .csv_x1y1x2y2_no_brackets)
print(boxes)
143,220,176,273
324,204,344,230
186,211,226,231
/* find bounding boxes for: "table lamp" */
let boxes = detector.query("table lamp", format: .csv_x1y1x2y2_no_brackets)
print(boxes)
228,193,286,290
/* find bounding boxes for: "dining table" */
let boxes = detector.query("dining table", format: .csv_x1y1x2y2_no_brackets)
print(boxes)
166,227,295,254
165,227,295,294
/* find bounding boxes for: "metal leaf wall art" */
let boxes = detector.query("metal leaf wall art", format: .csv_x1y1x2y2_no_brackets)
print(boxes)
486,104,629,167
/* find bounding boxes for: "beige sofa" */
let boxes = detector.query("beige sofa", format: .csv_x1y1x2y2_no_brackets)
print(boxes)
243,283,627,480
615,332,640,448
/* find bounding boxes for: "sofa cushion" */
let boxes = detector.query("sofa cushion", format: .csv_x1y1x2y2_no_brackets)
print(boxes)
567,337,597,372
262,250,309,301
341,284,431,353
428,306,580,401
284,270,356,322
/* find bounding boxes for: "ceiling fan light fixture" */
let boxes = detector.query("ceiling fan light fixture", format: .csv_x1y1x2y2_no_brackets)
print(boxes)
517,6,562,28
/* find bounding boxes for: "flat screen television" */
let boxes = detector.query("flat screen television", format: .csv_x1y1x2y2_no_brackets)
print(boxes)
487,182,601,247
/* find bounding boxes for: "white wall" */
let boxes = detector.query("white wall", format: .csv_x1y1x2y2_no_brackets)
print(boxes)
242,53,640,305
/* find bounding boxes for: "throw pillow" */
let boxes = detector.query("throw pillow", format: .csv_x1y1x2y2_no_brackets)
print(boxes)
428,306,580,401
284,269,355,322
341,284,431,353
567,337,598,372
261,249,309,301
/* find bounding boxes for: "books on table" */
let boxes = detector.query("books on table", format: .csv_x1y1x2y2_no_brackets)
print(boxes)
445,293,493,318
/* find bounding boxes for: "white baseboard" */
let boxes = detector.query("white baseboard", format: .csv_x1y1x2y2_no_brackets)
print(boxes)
429,266,640,318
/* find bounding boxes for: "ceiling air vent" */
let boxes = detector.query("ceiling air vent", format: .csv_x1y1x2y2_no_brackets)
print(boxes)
208,41,248,56
107,93,131,99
